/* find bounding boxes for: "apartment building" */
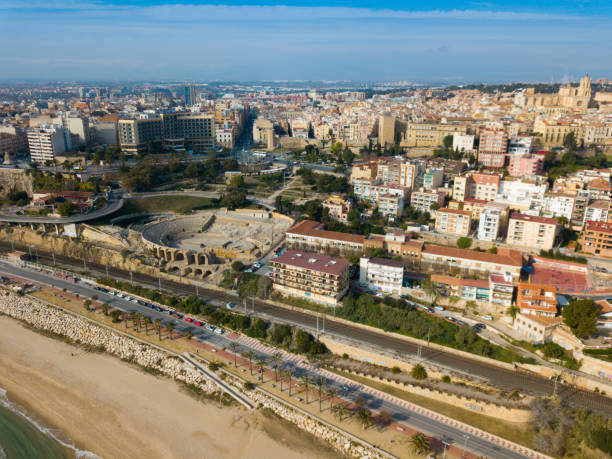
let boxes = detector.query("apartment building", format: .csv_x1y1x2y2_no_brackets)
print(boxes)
471,173,502,201
421,245,523,279
27,124,69,163
508,154,544,177
435,208,472,236
579,220,612,257
378,193,405,219
507,213,560,250
410,189,445,214
477,204,508,241
516,283,558,317
322,194,353,223
463,198,488,220
431,273,514,306
423,169,443,190
270,250,351,306
533,119,582,148
542,193,575,221
507,136,533,155
478,128,508,168
363,231,424,263
452,175,472,202
285,220,365,253
118,113,215,153
359,257,404,294
352,178,409,205
452,133,474,153
583,199,611,225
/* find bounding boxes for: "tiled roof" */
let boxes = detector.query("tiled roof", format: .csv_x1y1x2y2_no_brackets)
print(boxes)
287,220,365,244
272,250,351,275
423,244,523,267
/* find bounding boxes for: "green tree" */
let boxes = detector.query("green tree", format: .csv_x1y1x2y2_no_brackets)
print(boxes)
332,403,350,421
315,376,326,411
300,375,312,403
243,350,256,375
562,299,599,338
409,433,430,456
165,322,174,339
411,364,428,380
184,330,193,340
356,409,373,430
271,353,282,382
228,174,245,189
83,299,92,311
563,131,577,151
231,261,244,272
229,342,239,367
143,316,151,335
57,200,75,217
442,134,454,150
154,319,162,340
429,202,440,211
101,303,110,316
457,237,473,249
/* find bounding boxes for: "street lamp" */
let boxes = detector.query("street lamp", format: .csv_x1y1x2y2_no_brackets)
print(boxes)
442,441,450,459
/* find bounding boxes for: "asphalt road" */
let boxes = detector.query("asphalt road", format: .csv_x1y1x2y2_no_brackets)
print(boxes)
2,242,611,418
0,199,124,224
0,260,529,459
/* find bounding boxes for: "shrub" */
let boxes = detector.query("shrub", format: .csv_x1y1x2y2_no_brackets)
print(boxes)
244,381,255,391
441,375,451,383
457,237,473,249
342,353,349,360
390,366,401,374
411,364,427,380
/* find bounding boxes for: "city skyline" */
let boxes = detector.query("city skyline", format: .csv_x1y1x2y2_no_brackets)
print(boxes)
1,0,611,82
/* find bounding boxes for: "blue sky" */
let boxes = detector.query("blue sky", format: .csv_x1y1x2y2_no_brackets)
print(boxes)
1,1,611,83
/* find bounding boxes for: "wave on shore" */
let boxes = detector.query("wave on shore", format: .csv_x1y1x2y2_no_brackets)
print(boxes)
0,386,100,459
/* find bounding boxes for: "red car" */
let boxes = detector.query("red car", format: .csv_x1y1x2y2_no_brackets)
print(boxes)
185,317,193,323
193,321,203,326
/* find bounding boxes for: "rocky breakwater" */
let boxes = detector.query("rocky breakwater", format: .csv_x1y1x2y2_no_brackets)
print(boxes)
0,292,389,459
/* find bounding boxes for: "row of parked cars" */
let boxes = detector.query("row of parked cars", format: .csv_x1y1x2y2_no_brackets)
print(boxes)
93,285,225,334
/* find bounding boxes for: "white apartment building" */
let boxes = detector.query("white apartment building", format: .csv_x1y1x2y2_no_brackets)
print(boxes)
27,124,69,164
359,257,404,294
353,179,409,204
495,176,548,211
542,193,575,221
507,136,533,155
478,205,506,241
584,199,610,224
215,128,234,149
452,133,474,153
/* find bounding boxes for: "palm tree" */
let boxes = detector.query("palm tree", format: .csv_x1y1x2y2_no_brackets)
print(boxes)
300,375,312,404
83,299,91,312
101,303,110,316
154,319,162,340
378,410,391,428
123,312,130,328
271,353,282,382
284,369,294,394
354,394,366,411
229,342,239,367
165,322,174,340
327,387,338,412
255,357,266,382
143,317,151,335
315,377,326,412
133,312,141,331
331,403,350,421
243,351,256,375
184,330,193,340
356,409,373,430
409,433,430,456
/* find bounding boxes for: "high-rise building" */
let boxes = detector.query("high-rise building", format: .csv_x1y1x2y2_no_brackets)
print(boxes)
378,113,396,146
184,84,197,106
27,124,69,164
118,113,214,154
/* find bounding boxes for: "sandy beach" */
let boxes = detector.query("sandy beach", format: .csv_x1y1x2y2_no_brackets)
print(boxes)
0,315,339,459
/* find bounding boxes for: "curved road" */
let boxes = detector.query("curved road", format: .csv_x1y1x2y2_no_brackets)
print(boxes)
0,199,124,224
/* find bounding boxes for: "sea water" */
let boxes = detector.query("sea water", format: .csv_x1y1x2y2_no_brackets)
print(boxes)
0,387,99,459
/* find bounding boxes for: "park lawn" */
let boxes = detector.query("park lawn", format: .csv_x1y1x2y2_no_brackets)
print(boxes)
123,196,216,214
329,369,536,451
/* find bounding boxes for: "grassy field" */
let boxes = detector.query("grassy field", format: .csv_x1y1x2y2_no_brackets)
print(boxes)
329,369,536,450
90,196,217,225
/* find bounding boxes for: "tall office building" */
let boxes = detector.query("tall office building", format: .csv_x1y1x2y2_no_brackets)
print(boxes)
184,84,197,106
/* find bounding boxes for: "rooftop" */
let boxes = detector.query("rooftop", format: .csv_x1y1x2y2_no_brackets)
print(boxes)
423,244,523,267
585,220,612,234
272,250,351,276
286,220,365,245
510,213,559,225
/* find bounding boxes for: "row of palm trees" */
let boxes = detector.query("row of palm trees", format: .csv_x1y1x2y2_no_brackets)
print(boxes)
122,311,176,340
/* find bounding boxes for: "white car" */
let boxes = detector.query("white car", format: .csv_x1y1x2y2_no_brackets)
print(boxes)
225,302,235,310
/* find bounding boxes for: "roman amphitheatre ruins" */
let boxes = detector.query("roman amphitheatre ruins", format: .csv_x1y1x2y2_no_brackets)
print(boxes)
141,209,293,281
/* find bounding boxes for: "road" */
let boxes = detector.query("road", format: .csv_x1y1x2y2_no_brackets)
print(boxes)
0,199,124,224
3,243,611,418
0,260,533,459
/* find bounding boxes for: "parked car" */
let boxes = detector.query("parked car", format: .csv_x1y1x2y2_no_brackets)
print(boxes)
194,321,203,326
252,262,262,269
434,306,445,312
185,317,193,323
226,302,235,310
481,315,493,321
